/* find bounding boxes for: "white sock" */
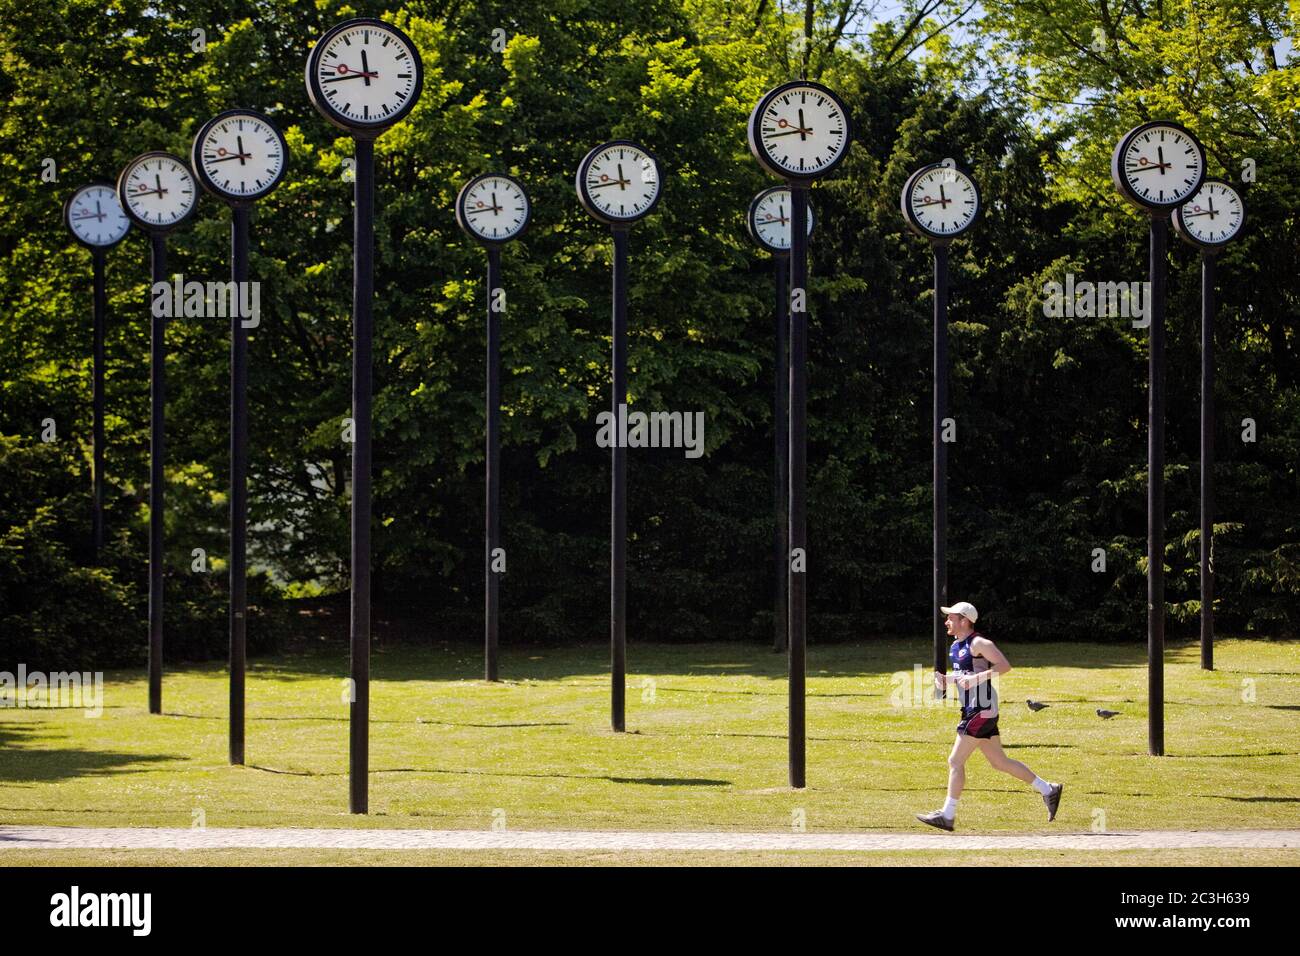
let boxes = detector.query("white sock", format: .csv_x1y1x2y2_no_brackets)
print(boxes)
1031,776,1053,796
942,797,959,819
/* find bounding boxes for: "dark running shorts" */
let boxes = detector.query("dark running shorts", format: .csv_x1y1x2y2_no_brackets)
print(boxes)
957,712,1000,739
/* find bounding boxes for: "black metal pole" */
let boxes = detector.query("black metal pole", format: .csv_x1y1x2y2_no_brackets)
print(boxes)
773,255,789,654
1200,252,1216,671
933,243,949,677
92,249,107,560
148,233,166,715
1148,215,1167,756
485,246,502,682
229,203,250,765
350,136,375,812
611,226,628,732
788,184,808,789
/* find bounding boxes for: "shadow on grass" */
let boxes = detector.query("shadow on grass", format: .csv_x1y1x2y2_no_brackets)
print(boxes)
1210,795,1300,803
163,711,410,724
117,639,1181,686
1163,752,1300,759
417,720,571,728
247,764,729,787
0,721,179,784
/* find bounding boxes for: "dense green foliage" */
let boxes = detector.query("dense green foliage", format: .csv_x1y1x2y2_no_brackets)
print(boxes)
1,1,1297,667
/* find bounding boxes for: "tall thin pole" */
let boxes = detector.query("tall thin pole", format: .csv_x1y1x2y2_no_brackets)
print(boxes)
92,249,107,559
148,233,166,715
485,246,502,682
350,136,375,813
1200,253,1216,671
788,184,808,789
773,255,789,654
1148,216,1167,756
611,226,629,732
933,243,949,676
229,203,250,765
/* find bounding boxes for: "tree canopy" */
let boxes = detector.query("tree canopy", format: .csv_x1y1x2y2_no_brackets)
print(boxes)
2,0,1297,666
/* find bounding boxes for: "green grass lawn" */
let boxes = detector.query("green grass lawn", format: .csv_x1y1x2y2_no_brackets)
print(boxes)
2,637,1297,859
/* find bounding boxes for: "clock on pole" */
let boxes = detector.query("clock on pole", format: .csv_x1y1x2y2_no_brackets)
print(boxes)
576,139,663,733
1174,178,1246,674
64,182,130,562
117,151,199,717
455,172,531,682
746,186,814,655
901,161,981,692
1111,119,1206,756
747,80,852,789
193,108,289,767
307,17,423,814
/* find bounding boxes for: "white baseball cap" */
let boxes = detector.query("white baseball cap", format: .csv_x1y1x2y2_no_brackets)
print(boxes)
940,601,978,623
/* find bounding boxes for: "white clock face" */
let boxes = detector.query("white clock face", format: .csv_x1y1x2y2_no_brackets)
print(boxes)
310,21,421,128
66,184,130,247
459,175,529,242
749,188,813,252
196,112,286,199
579,143,661,222
1176,181,1245,246
905,166,979,238
120,154,198,229
752,82,850,178
1117,124,1204,207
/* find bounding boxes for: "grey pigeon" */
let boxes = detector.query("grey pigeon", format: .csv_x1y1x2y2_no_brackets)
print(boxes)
1096,708,1120,719
1026,699,1049,712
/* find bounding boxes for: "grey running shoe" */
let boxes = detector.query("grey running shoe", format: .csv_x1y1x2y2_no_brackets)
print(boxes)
915,810,954,832
1044,783,1063,821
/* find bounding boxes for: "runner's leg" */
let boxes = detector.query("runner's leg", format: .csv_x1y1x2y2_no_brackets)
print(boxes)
977,736,1037,783
947,732,982,799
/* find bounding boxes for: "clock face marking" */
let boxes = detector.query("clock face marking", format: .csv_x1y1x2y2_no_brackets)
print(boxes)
118,153,198,231
307,19,423,132
1112,122,1205,211
456,173,530,244
748,81,852,181
902,164,981,240
576,141,662,225
1174,179,1246,248
65,183,131,247
747,186,814,253
193,110,288,201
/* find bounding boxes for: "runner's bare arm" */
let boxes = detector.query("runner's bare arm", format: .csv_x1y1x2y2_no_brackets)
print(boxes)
971,637,1011,676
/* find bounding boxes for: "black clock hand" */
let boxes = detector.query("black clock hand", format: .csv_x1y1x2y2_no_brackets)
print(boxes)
1157,145,1166,174
798,108,807,141
361,49,372,87
588,179,631,190
155,173,168,195
618,163,627,190
237,135,247,165
95,200,104,220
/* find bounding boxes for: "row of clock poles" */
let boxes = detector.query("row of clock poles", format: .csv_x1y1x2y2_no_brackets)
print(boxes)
63,16,1244,808
1109,122,1246,753
64,112,289,757
739,98,1246,777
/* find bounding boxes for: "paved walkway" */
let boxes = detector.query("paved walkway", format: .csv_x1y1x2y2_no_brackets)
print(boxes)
0,826,1295,852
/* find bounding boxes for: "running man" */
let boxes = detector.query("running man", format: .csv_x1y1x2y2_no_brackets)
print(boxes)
915,601,1062,831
